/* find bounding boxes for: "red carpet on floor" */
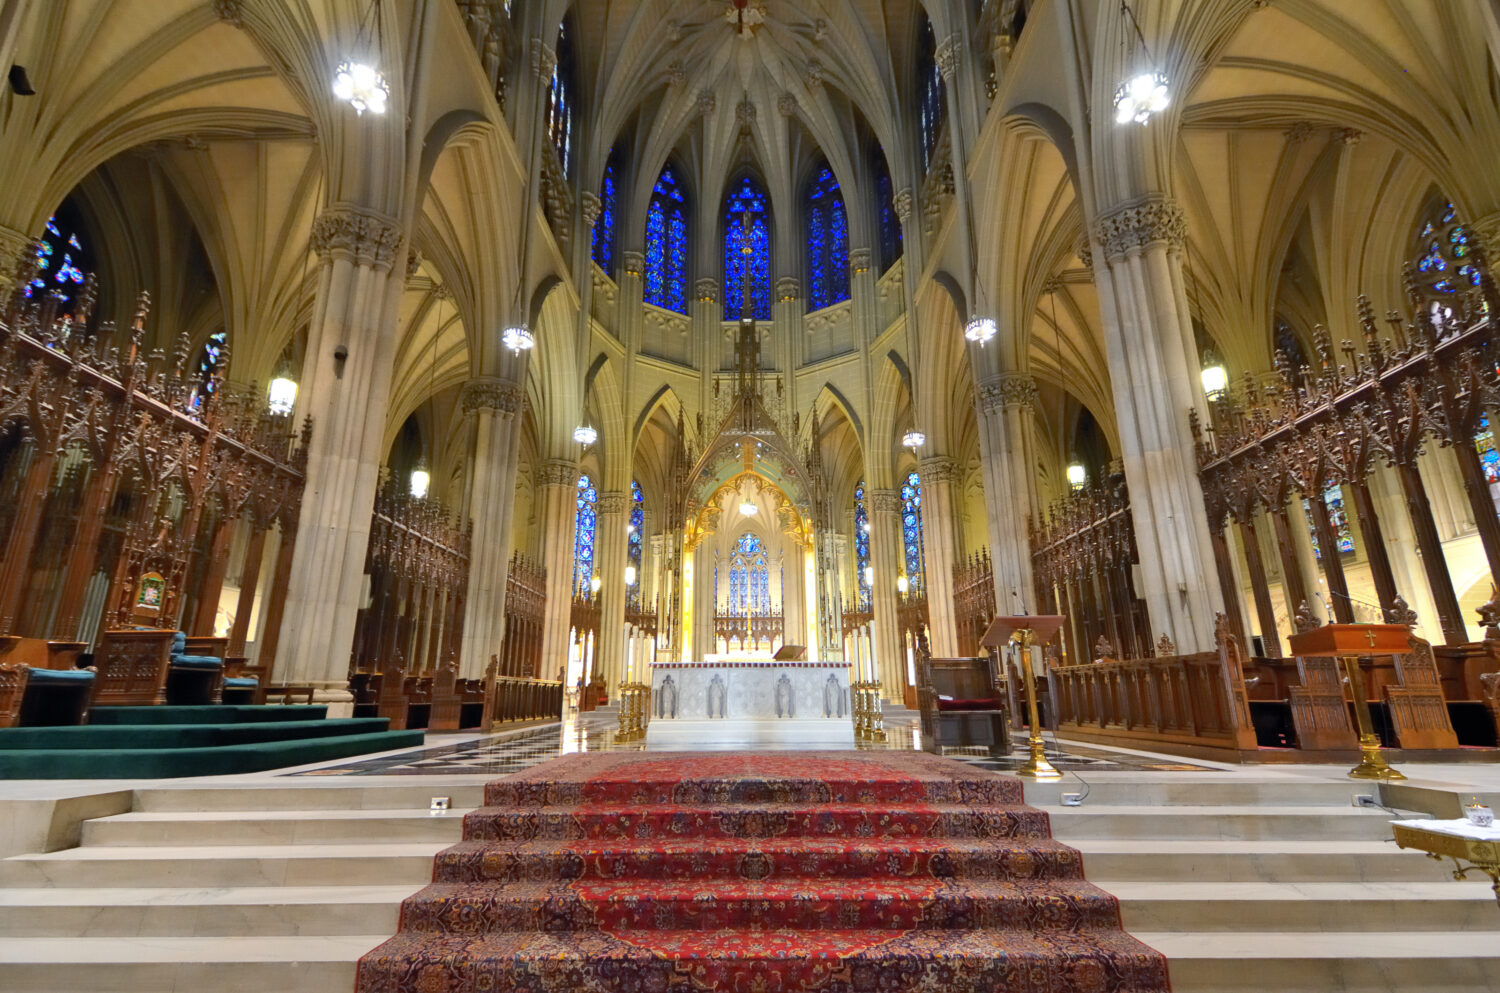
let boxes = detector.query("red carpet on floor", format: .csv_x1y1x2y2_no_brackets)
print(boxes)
356,751,1170,992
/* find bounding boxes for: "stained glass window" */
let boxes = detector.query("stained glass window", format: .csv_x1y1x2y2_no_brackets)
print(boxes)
24,215,88,313
805,166,850,312
592,153,618,273
1305,485,1355,560
723,175,771,321
854,480,871,602
917,18,945,170
573,474,598,596
1274,319,1309,383
646,164,688,313
1476,416,1500,484
546,20,577,175
901,470,926,588
874,155,903,273
728,531,771,614
628,479,644,571
1413,200,1481,300
193,332,228,406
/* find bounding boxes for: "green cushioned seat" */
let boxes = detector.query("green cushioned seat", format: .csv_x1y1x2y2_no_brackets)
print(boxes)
223,676,259,687
25,667,95,684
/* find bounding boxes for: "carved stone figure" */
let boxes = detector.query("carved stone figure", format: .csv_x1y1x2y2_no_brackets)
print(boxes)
775,672,794,718
656,675,678,719
707,673,726,718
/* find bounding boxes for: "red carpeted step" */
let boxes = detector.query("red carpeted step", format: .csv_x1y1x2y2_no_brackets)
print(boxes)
398,877,1125,932
433,835,1088,884
357,928,1170,993
358,752,1169,993
462,801,1051,841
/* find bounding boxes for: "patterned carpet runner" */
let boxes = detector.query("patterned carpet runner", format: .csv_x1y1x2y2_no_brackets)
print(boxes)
356,751,1170,993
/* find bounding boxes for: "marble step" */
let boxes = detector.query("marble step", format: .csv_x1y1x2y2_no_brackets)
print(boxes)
1069,838,1456,882
0,935,381,993
1139,930,1500,993
0,842,447,887
1111,880,1500,932
0,885,416,937
133,783,487,812
1047,804,1395,840
80,807,474,846
1021,779,1377,808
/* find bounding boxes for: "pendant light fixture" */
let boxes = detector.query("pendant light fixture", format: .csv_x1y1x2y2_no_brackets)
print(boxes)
1113,1,1170,125
333,0,390,116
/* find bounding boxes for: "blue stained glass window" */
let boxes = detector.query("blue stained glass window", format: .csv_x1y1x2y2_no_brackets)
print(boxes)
25,215,88,313
592,155,618,273
806,166,850,312
723,175,772,321
646,165,688,313
628,480,644,571
546,20,577,175
854,481,871,601
573,474,598,596
1476,416,1500,484
729,531,770,614
1305,486,1355,560
900,471,926,588
191,331,228,409
917,18,945,170
1414,200,1481,299
874,156,902,273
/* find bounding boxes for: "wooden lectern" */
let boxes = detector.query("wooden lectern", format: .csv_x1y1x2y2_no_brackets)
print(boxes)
984,616,1066,780
1286,623,1413,781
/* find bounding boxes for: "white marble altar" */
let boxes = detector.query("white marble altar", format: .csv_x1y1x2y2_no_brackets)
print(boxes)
644,660,855,748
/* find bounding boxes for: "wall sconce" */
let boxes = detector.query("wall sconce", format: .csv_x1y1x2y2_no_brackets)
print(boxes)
1200,363,1228,400
409,468,431,499
1066,463,1087,490
267,376,298,415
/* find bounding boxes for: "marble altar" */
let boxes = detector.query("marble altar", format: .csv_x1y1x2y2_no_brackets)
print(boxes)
644,660,856,748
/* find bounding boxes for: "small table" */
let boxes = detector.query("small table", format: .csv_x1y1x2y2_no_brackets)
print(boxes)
1392,818,1500,907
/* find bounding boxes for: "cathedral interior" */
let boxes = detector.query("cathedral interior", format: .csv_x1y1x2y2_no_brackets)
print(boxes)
1,1,1499,991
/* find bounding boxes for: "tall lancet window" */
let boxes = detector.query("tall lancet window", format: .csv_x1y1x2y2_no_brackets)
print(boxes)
916,17,945,170
628,480,644,572
646,164,689,313
805,165,850,311
546,19,578,175
25,215,89,312
592,152,618,273
1412,199,1480,305
874,154,903,273
728,531,771,614
854,480,871,601
573,474,598,596
192,331,228,408
722,175,772,321
900,470,926,589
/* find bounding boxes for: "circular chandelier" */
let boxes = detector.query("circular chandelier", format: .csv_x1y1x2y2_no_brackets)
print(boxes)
573,424,598,447
501,324,534,353
1114,71,1170,125
333,60,389,116
964,316,997,346
902,429,926,450
739,498,758,517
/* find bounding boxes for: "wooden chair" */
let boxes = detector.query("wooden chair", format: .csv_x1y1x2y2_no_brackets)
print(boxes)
917,647,1011,756
0,637,97,727
428,659,462,730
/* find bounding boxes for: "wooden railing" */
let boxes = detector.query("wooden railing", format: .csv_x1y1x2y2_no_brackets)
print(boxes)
499,553,546,678
953,549,996,656
713,610,784,651
487,676,564,725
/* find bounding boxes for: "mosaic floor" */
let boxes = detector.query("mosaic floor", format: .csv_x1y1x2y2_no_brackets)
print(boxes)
295,710,1213,776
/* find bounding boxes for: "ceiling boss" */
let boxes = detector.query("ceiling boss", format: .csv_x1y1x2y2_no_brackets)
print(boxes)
724,0,768,38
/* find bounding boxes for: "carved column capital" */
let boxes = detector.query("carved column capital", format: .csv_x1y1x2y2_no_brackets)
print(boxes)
1092,195,1186,264
776,276,800,302
848,248,872,276
935,35,962,80
918,456,961,485
460,377,525,416
978,373,1038,412
537,458,579,487
695,278,720,303
311,204,405,273
531,39,557,79
0,225,31,287
213,0,245,26
893,189,915,225
596,491,628,516
870,489,901,515
621,250,645,278
580,191,602,228
1075,235,1094,272
1474,213,1500,256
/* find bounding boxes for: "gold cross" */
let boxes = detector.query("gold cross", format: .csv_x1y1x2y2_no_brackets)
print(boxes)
1365,629,1378,647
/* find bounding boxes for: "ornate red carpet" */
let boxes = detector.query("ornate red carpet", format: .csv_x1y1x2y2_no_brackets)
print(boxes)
356,751,1170,993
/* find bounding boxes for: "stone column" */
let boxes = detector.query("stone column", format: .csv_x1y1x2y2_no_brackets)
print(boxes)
459,377,525,678
815,529,845,662
276,205,405,705
536,459,579,679
1090,196,1223,651
976,374,1040,615
868,489,904,700
918,456,962,657
594,490,629,689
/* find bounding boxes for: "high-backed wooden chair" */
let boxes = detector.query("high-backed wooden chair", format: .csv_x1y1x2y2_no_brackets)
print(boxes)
917,647,1011,756
0,637,97,727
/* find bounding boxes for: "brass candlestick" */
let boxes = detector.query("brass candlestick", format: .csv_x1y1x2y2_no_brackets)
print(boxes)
1286,623,1411,783
1341,653,1405,781
1012,627,1061,781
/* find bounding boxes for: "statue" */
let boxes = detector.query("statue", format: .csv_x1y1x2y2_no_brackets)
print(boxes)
706,673,727,718
656,674,678,719
823,673,845,718
775,672,794,718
